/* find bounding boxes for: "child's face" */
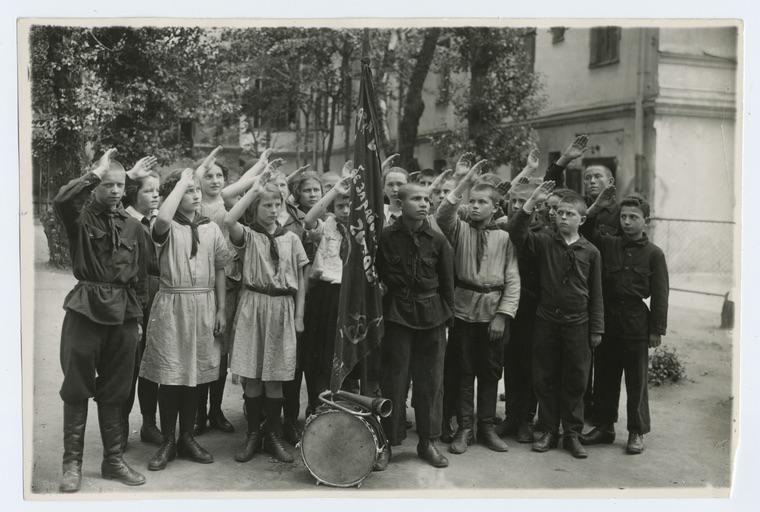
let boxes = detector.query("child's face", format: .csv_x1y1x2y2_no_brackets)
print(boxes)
545,194,560,223
257,195,282,226
441,180,456,197
179,179,202,216
384,171,407,204
555,201,585,236
430,189,444,211
583,166,614,199
298,178,322,210
272,174,289,202
468,190,495,223
510,196,527,214
620,205,647,238
94,168,126,210
400,186,430,221
418,175,435,188
333,196,351,223
135,176,160,214
201,164,225,198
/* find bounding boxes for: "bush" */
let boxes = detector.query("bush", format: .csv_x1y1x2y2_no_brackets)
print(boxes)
41,208,71,269
648,345,686,386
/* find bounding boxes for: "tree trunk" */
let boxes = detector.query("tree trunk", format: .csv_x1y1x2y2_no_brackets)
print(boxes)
341,36,353,162
466,30,494,156
323,92,338,172
397,28,440,171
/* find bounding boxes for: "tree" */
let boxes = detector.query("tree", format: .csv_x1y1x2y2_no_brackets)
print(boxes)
432,27,545,172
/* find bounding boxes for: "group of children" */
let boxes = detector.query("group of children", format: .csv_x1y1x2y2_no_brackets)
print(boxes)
53,134,669,492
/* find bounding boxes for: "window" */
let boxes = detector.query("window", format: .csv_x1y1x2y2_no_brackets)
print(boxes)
589,27,621,68
550,27,566,44
523,28,537,72
436,63,452,106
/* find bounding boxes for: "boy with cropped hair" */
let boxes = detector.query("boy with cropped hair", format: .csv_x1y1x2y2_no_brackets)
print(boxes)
580,191,669,454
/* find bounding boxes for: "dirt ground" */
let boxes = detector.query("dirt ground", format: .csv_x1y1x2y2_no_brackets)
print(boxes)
27,223,735,496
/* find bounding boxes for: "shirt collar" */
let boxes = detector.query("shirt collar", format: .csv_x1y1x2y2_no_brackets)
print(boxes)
89,198,128,219
389,216,434,237
623,232,649,247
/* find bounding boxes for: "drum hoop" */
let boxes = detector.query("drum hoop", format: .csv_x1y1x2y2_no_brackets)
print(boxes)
300,408,379,488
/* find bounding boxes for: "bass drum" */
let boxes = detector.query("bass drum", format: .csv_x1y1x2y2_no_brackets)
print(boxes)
300,401,381,488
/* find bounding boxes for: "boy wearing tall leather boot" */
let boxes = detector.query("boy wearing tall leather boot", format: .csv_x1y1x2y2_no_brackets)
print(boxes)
436,159,520,455
53,148,147,492
580,191,669,454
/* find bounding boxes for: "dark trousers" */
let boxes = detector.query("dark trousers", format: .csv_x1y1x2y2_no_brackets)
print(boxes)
380,322,446,445
532,318,590,437
124,325,158,421
441,328,457,423
592,335,651,434
504,302,537,425
450,319,506,429
59,310,139,405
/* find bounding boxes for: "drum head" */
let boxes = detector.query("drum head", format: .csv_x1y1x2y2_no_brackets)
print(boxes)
301,407,377,487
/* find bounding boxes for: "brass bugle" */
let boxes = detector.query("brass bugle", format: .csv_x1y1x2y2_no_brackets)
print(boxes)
333,390,393,418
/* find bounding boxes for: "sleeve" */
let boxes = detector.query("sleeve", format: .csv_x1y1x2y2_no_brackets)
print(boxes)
375,232,389,284
292,233,309,269
213,225,231,271
52,171,101,239
543,162,566,187
151,220,172,246
588,248,605,335
134,226,150,309
649,247,670,336
496,236,521,319
305,217,327,245
505,208,538,256
436,235,455,313
435,195,464,247
230,225,248,257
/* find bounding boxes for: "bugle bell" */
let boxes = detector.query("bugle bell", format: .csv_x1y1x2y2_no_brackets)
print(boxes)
333,390,393,418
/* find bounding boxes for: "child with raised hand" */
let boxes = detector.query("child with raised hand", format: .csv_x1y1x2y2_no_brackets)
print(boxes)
580,190,669,455
140,167,229,471
436,159,520,456
224,172,309,464
506,180,604,460
300,175,353,413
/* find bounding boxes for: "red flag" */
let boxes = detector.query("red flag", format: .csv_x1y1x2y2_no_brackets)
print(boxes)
330,59,385,392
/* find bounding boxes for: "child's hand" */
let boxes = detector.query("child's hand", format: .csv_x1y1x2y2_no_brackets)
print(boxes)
287,164,310,185
590,333,602,348
648,334,662,348
179,167,196,187
558,135,589,166
214,310,226,337
464,159,488,184
295,317,304,334
128,156,158,179
488,313,508,342
265,158,286,173
588,185,616,215
342,160,354,177
381,153,399,171
496,181,512,197
526,148,540,170
333,176,352,196
94,148,118,174
197,145,223,174
258,148,274,165
525,181,555,210
454,152,475,178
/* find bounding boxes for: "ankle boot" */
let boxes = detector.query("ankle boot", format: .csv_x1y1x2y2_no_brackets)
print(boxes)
417,439,449,468
148,426,176,471
532,431,558,453
263,397,294,463
97,403,146,486
177,432,214,464
60,400,88,493
626,432,645,454
140,414,163,445
235,396,263,462
449,427,473,455
580,424,616,445
563,435,588,459
477,422,509,452
516,421,534,444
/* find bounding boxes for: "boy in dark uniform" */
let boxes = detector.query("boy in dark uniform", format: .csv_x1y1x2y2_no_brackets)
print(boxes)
377,183,455,468
581,191,669,454
507,182,604,459
53,149,147,492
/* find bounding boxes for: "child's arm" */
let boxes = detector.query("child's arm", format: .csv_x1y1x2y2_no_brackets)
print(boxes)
496,237,521,321
303,176,351,230
583,185,617,243
126,155,158,181
648,247,670,347
510,149,540,188
194,145,223,183
429,169,454,195
223,172,270,246
436,160,488,243
588,249,605,348
295,266,306,333
436,234,455,316
220,150,277,202
505,181,555,250
381,153,400,173
214,267,227,337
153,167,194,241
544,135,588,186
53,148,118,236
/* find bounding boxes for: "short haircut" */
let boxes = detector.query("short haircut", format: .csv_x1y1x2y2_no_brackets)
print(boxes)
123,171,160,207
106,159,127,174
470,183,501,206
419,168,437,180
193,158,229,181
620,194,651,218
558,190,588,216
397,183,427,201
584,165,613,180
383,166,409,185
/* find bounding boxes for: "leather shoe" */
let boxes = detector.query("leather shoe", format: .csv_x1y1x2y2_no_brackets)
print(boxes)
626,432,645,454
177,433,214,464
209,409,235,433
532,431,558,452
234,431,262,462
140,423,164,445
477,423,509,452
516,422,533,444
373,444,391,471
580,425,616,445
563,435,588,459
417,440,449,468
264,432,294,463
148,437,177,471
449,427,473,454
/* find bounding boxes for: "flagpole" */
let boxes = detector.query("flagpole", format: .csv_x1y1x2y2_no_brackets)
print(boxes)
359,27,371,397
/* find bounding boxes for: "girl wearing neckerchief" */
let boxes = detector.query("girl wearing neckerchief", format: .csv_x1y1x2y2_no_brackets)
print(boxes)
140,168,229,471
225,175,309,464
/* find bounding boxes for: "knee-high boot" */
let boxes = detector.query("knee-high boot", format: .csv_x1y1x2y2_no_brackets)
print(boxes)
60,400,88,493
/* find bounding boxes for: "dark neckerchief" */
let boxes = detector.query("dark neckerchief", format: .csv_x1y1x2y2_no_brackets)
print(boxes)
173,211,210,258
88,199,128,254
467,217,500,272
251,221,288,272
335,218,350,261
